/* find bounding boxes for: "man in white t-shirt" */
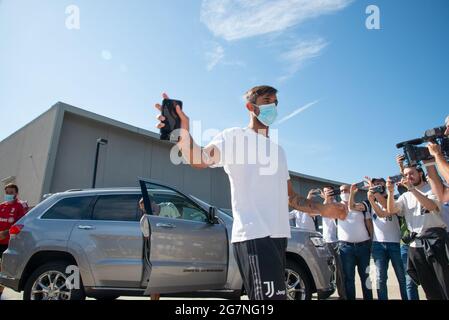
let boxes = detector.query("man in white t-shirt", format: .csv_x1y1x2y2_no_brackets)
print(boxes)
320,186,347,300
154,86,346,300
386,165,449,300
365,178,408,300
340,184,374,300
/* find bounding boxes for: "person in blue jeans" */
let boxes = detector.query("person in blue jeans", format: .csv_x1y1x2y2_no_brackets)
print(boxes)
366,178,408,300
340,184,374,300
400,242,420,300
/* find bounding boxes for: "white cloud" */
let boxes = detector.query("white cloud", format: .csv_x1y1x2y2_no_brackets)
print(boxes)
201,0,353,41
205,43,225,71
205,43,246,71
276,100,320,125
101,50,112,61
278,38,328,81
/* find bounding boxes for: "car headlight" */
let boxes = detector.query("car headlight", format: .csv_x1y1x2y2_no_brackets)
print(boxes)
310,236,325,247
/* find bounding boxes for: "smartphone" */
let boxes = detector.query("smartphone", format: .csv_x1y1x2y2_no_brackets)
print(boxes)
355,181,367,190
389,174,403,184
160,99,183,141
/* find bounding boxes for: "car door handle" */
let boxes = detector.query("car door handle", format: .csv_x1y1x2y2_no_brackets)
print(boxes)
156,223,176,229
78,225,95,230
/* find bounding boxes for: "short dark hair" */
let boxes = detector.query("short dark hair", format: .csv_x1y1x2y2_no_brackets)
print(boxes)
5,183,19,193
322,185,335,190
372,178,386,184
244,85,278,104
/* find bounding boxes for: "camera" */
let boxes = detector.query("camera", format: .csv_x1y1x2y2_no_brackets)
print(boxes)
369,185,385,194
396,125,449,166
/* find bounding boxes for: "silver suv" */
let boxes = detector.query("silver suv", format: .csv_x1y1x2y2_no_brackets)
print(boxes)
0,178,335,300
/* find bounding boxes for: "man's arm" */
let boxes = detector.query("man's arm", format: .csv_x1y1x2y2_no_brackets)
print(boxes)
426,162,449,203
365,217,374,240
386,178,401,215
410,188,440,213
368,193,393,218
349,184,368,212
288,180,347,220
428,143,449,184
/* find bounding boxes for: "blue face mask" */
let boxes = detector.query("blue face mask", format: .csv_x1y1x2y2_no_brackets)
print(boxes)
255,103,278,126
4,194,15,202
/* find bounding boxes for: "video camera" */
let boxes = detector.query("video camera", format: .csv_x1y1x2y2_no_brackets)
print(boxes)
396,125,449,166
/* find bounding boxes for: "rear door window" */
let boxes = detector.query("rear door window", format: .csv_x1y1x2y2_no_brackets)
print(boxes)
41,196,94,220
92,194,141,221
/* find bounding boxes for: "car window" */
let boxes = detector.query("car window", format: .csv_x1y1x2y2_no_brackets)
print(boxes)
41,196,94,220
150,192,208,223
92,194,141,221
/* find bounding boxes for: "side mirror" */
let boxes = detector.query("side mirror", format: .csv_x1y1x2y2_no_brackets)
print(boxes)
208,206,218,224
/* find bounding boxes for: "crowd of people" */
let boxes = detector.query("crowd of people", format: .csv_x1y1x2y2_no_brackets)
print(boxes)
290,115,449,300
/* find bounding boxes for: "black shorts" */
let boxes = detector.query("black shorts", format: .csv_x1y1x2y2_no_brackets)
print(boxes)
233,237,287,300
0,245,7,259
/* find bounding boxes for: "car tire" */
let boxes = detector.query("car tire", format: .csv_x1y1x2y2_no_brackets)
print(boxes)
23,261,86,301
285,259,313,301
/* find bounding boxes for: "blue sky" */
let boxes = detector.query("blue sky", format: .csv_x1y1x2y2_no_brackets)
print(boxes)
1,0,448,184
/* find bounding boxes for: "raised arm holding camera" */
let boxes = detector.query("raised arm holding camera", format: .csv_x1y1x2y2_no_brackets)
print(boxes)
386,163,449,300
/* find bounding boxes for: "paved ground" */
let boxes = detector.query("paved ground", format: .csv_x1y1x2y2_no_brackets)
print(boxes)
1,260,425,300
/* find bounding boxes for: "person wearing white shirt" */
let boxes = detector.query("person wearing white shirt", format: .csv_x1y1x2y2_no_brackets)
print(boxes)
365,178,408,300
316,186,347,300
289,210,316,232
154,87,347,300
386,165,449,300
342,184,374,300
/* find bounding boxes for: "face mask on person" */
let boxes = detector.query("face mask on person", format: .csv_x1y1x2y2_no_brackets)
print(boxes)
4,194,15,202
254,103,278,126
340,193,350,202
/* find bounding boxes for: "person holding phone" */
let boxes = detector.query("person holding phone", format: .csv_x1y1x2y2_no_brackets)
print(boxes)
154,87,347,300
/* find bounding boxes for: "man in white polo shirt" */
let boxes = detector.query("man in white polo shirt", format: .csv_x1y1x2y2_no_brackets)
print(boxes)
386,165,449,300
320,186,347,300
155,86,346,300
365,178,408,300
343,184,374,300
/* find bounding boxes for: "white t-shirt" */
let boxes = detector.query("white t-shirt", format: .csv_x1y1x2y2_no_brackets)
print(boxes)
370,202,401,243
322,217,338,243
337,202,371,243
396,184,446,240
208,127,291,243
289,210,316,232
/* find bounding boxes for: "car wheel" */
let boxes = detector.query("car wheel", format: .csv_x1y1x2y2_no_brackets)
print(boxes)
23,261,86,301
285,259,313,300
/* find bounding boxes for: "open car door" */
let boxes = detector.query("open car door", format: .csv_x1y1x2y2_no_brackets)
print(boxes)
139,178,228,295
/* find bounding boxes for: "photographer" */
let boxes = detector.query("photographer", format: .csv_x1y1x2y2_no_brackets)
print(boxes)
386,165,449,300
365,178,408,300
319,186,347,300
338,184,373,300
425,160,449,230
155,87,346,300
427,116,449,186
